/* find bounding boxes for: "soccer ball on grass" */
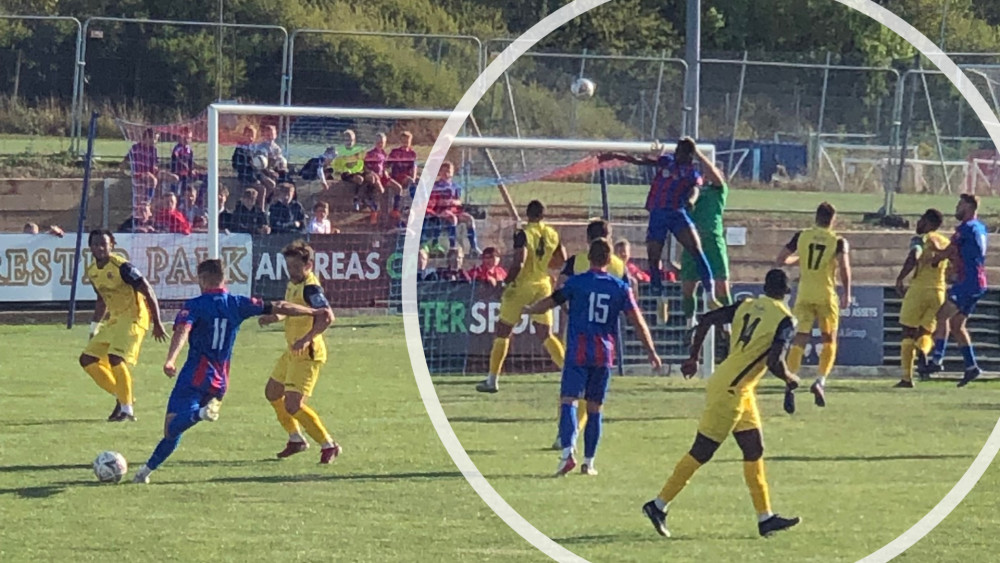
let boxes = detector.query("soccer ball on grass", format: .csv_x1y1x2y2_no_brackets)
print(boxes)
93,451,128,483
571,77,596,99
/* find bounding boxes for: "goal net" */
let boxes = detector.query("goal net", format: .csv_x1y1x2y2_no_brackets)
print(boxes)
197,104,718,378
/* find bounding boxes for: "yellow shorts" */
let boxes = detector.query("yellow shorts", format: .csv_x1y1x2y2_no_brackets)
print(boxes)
697,390,762,444
792,299,839,335
83,318,147,366
498,281,553,327
270,351,323,397
899,288,945,332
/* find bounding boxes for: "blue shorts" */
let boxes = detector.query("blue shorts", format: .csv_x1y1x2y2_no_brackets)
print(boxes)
948,288,985,317
166,384,219,416
646,208,694,243
560,365,613,404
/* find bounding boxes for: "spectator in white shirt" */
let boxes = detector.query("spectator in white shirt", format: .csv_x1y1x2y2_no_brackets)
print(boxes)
308,201,340,234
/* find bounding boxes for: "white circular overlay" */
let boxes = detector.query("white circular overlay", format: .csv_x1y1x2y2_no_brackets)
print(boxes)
400,1,1000,561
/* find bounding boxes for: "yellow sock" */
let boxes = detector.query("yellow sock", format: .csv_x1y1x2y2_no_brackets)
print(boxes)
269,398,301,435
489,337,510,376
83,360,117,396
819,340,837,377
743,459,773,515
786,345,805,373
576,400,589,438
110,362,134,406
901,338,916,382
293,404,332,444
917,334,933,355
542,335,565,370
657,453,702,504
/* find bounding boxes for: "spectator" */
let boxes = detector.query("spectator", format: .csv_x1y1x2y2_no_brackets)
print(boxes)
308,201,340,234
438,247,471,282
178,185,208,230
614,239,677,283
360,133,390,221
417,248,438,281
466,247,507,287
118,202,156,233
231,187,270,234
300,146,338,190
388,130,418,203
268,183,306,234
170,126,198,194
153,193,192,235
253,124,283,193
23,222,64,237
231,125,258,186
123,127,178,203
425,161,481,257
332,129,366,210
218,186,237,233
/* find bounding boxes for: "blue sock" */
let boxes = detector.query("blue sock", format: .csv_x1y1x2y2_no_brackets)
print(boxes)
409,184,416,199
468,226,479,250
430,222,441,245
146,410,200,470
447,225,457,247
961,345,978,369
392,194,401,210
649,263,662,287
693,252,716,301
583,411,602,459
932,338,947,363
559,403,577,450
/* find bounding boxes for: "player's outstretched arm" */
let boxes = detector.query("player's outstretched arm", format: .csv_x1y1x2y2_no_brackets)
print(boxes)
837,239,852,309
625,308,662,370
269,300,332,321
135,277,167,342
523,296,558,316
680,303,739,377
504,231,528,284
163,322,191,378
930,240,959,267
766,319,800,389
774,232,801,267
692,144,726,186
89,294,107,339
597,152,648,165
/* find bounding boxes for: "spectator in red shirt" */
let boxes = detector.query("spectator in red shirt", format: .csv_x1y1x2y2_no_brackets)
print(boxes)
118,202,156,233
123,127,178,204
170,126,200,194
438,247,471,283
153,193,192,235
178,185,208,230
615,239,677,283
387,130,418,219
466,247,507,287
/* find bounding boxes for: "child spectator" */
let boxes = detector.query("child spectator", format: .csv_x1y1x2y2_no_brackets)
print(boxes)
178,185,208,230
466,247,507,287
170,126,197,194
124,127,178,203
360,133,390,222
268,183,306,234
308,201,339,234
425,161,482,257
218,186,236,233
331,129,366,210
231,125,258,186
388,130,418,206
417,248,438,281
118,202,156,233
438,247,471,283
153,193,192,235
300,146,338,190
231,187,270,234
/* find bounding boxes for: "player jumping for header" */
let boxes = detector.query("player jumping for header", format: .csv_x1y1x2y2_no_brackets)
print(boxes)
132,259,330,484
79,229,167,422
774,202,851,410
599,138,719,307
527,238,661,475
476,200,567,394
894,209,949,388
918,194,989,387
642,269,801,538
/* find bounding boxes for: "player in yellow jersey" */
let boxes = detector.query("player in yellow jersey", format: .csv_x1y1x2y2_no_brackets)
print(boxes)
260,241,342,464
774,202,851,409
894,209,949,388
476,200,567,393
549,218,630,450
78,229,167,421
642,269,800,538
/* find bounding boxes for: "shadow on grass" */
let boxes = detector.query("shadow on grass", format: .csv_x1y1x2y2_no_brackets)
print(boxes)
0,479,110,499
5,418,100,427
0,463,91,473
156,470,464,486
552,530,756,544
448,416,553,424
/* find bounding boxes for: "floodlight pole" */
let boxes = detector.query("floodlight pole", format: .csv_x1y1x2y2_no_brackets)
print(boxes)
685,0,701,139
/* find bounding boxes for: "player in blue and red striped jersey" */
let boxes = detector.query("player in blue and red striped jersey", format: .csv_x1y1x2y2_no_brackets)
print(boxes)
920,194,990,386
132,259,330,484
599,138,719,305
524,239,661,476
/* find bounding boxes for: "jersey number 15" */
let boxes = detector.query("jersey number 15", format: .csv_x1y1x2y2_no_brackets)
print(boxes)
588,293,611,324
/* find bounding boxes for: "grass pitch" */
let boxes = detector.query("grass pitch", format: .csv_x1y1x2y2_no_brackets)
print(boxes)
2,318,1000,562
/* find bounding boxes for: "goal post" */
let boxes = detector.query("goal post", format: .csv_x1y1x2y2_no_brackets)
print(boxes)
204,103,717,376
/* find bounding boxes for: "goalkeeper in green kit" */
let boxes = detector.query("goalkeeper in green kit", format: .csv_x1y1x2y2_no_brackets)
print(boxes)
680,149,732,326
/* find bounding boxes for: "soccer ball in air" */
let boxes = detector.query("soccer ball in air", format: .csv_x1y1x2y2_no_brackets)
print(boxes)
252,154,268,171
571,77,596,99
93,451,128,483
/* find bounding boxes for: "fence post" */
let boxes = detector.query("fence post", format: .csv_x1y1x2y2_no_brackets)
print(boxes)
67,111,100,329
728,51,749,176
817,51,832,140
651,49,666,141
